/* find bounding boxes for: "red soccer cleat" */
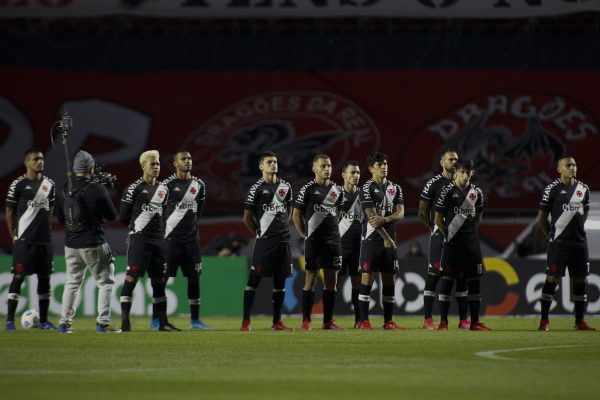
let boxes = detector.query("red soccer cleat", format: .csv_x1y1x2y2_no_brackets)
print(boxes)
301,320,312,331
436,320,448,331
354,320,362,329
423,317,436,330
271,320,294,331
322,320,345,330
574,320,596,331
458,319,471,330
240,319,251,332
470,322,492,331
358,320,373,330
538,319,549,331
383,320,404,330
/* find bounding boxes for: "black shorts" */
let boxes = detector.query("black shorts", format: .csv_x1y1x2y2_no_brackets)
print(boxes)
339,245,360,276
358,241,399,274
166,239,202,277
440,240,483,279
11,241,53,276
427,230,444,276
126,233,167,279
250,238,293,278
304,237,342,271
546,241,590,278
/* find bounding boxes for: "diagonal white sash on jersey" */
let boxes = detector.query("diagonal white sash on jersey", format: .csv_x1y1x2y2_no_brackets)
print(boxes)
17,178,51,239
133,184,167,233
307,186,341,237
339,195,360,238
258,182,288,238
165,180,199,238
553,182,585,240
447,186,478,242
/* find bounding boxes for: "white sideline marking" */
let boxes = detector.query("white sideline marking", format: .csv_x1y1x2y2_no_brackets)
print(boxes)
1,367,195,375
475,345,595,361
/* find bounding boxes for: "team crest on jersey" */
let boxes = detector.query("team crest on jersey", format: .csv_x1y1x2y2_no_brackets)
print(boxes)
469,192,477,201
180,91,379,211
403,93,600,210
576,190,583,198
157,190,165,199
190,186,197,195
387,187,396,197
329,190,338,201
42,185,48,192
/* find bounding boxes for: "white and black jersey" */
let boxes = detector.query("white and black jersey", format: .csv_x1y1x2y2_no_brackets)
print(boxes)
244,178,292,241
435,182,483,243
294,180,343,241
339,189,363,250
119,178,168,239
539,179,590,243
359,179,403,243
162,174,205,243
420,174,453,232
5,175,55,244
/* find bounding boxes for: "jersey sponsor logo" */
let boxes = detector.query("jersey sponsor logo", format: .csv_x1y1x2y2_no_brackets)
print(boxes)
453,206,475,217
141,203,163,214
180,91,380,212
404,93,600,209
562,203,584,214
27,199,50,210
313,204,337,216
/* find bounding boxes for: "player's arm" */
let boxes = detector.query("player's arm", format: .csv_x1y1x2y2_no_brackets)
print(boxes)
475,210,483,226
434,211,447,238
368,203,404,228
5,207,14,241
364,207,396,249
417,199,431,229
119,197,133,226
292,208,305,238
537,209,550,239
242,209,258,235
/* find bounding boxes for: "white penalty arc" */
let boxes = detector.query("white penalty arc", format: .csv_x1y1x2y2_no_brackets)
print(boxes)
475,345,596,361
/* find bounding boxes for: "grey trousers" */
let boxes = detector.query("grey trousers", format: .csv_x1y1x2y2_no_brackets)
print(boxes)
60,243,115,326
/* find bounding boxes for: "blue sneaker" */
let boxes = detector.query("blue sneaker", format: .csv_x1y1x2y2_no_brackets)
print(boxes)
149,319,160,331
190,319,210,330
39,321,57,330
96,323,121,333
58,324,73,333
5,321,16,331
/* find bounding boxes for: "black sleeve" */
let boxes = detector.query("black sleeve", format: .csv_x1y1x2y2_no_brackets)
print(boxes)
119,189,134,226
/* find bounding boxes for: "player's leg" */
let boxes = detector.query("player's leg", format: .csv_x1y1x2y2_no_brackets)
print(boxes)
36,244,56,329
270,241,293,331
466,259,491,331
570,245,595,330
150,240,180,332
88,243,116,332
381,271,402,330
539,241,564,331
437,276,454,330
424,231,443,329
351,275,361,327
301,239,319,329
242,273,261,331
357,242,376,329
6,241,28,330
322,242,342,329
120,233,144,331
181,241,208,330
59,247,87,332
455,275,470,329
342,245,361,327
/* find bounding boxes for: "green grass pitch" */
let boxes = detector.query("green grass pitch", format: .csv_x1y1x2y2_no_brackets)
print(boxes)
1,316,598,400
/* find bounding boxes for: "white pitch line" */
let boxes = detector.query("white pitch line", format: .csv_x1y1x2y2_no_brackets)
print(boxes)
0,367,196,376
475,345,595,361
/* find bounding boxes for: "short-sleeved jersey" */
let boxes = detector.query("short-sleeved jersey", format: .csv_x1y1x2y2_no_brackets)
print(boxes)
359,179,404,243
244,178,292,241
5,175,55,243
294,180,343,241
162,174,205,242
539,179,590,243
339,189,363,248
120,178,168,239
420,173,453,232
435,182,483,243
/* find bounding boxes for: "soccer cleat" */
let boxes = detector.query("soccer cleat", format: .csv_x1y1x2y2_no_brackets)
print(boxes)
190,319,210,330
383,320,404,330
38,321,57,330
423,317,436,330
301,320,312,331
358,320,373,330
58,324,73,334
96,323,121,333
354,320,362,329
149,318,160,331
159,322,181,332
121,319,131,332
272,320,294,331
470,322,492,331
436,320,449,331
538,319,549,331
322,320,345,330
574,320,596,331
5,321,16,331
240,319,251,331
458,319,471,330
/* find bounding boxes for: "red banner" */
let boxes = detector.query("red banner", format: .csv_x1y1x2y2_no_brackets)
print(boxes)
2,68,599,215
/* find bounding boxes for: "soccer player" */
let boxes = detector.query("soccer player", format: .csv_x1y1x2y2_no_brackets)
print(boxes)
57,150,119,333
356,152,404,330
119,150,179,332
241,151,294,331
434,159,491,331
338,161,364,328
537,156,595,331
292,154,344,330
160,151,209,330
5,149,57,330
418,150,470,330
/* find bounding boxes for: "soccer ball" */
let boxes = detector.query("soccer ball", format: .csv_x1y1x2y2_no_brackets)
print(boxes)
21,309,40,329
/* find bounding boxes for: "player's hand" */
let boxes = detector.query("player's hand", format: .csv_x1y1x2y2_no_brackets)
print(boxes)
368,215,386,228
384,239,396,249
